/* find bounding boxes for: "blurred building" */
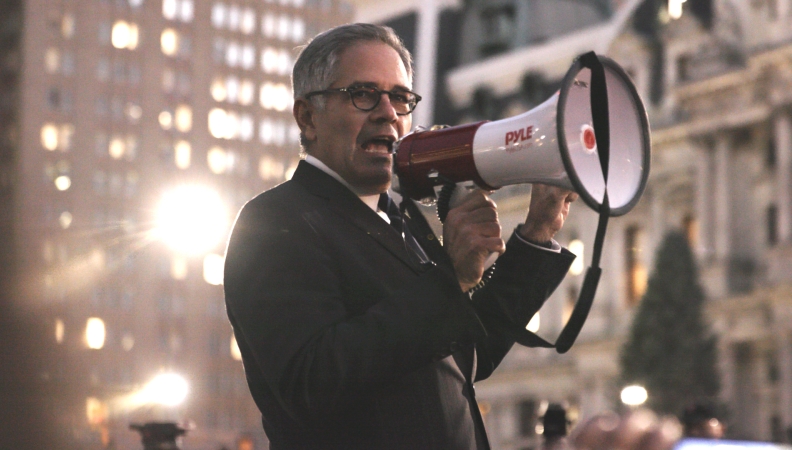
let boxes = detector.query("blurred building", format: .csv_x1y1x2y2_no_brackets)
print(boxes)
2,0,350,448
350,0,792,448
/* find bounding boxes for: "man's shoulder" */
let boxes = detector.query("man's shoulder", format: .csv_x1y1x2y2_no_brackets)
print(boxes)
244,179,312,211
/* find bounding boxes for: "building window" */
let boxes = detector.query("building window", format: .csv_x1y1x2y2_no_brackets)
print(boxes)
518,399,538,437
111,21,139,50
625,225,647,306
40,123,74,151
259,82,292,111
480,5,515,57
767,205,778,246
61,13,76,39
683,215,698,248
161,29,191,57
163,0,194,22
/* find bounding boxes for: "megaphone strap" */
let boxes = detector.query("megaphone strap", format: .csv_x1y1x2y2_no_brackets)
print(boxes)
488,52,613,353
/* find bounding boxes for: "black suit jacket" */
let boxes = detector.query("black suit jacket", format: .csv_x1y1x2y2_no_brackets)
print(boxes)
224,161,575,449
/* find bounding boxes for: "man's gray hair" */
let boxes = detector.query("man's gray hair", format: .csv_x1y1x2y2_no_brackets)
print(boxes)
292,23,413,101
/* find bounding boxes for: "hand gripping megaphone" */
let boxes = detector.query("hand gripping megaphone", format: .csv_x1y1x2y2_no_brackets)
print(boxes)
393,52,651,353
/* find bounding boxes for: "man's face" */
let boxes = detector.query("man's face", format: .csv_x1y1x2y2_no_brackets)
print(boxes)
298,41,412,195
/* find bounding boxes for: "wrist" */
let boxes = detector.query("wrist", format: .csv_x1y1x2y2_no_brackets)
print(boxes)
518,224,553,246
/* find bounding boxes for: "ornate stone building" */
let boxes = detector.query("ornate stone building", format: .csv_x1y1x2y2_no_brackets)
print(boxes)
438,0,792,448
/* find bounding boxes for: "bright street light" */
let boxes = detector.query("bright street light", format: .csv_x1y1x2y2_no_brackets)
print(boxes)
142,373,189,407
621,385,648,406
154,185,228,255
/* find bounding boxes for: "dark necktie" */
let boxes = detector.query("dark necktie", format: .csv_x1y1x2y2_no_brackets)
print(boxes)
378,194,431,265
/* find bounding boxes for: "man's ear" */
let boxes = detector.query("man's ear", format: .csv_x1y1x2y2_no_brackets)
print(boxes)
293,99,317,143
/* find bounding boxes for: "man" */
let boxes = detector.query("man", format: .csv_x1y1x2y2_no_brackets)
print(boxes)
224,23,578,449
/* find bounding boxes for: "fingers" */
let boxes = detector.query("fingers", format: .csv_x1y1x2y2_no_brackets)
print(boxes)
442,189,504,291
521,184,578,243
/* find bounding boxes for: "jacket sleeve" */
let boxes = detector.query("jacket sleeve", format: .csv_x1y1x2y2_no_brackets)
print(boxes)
223,198,482,426
470,230,576,381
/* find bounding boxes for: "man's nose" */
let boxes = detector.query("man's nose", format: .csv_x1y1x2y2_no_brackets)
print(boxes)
370,93,398,122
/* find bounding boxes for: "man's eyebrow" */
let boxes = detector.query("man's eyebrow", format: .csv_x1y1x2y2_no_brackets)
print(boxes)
347,81,413,91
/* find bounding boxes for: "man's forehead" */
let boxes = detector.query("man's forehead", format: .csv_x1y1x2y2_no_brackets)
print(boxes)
332,41,412,88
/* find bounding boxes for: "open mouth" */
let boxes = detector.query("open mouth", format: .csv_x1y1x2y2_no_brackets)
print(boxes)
362,137,395,154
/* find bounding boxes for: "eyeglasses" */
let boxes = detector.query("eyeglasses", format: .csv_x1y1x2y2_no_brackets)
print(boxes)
305,85,422,115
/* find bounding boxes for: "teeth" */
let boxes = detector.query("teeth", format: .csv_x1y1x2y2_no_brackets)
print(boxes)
364,140,392,153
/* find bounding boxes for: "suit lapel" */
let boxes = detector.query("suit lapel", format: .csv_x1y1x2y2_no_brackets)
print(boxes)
291,161,422,272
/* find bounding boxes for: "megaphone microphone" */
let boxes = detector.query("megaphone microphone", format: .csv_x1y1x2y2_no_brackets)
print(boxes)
393,52,651,353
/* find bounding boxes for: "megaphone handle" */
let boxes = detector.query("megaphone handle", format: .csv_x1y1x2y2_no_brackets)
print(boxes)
435,180,497,292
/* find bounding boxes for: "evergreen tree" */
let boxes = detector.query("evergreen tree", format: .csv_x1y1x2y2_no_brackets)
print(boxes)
620,231,720,415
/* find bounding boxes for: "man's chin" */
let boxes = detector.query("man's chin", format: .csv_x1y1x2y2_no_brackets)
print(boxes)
352,171,392,195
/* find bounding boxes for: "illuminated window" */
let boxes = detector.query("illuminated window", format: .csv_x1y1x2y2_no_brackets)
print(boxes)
259,82,293,111
207,147,228,174
261,47,278,73
174,105,192,132
239,79,255,105
625,225,647,306
208,108,228,139
211,3,226,28
241,44,255,70
44,47,60,73
278,50,292,75
55,318,65,344
161,28,179,56
211,77,226,102
121,332,134,351
85,317,106,349
111,21,139,50
174,140,191,169
159,110,173,130
109,136,125,159
226,76,239,103
59,211,73,229
61,14,75,39
86,397,108,426
568,239,584,275
125,103,142,123
240,8,256,34
170,255,188,279
278,15,291,41
40,123,74,152
262,13,276,37
203,253,225,285
226,41,240,67
292,17,305,42
289,124,301,144
228,5,241,30
163,0,193,22
258,118,287,145
259,155,285,180
239,115,254,141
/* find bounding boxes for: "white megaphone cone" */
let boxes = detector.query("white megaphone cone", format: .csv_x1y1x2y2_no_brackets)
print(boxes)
392,52,651,354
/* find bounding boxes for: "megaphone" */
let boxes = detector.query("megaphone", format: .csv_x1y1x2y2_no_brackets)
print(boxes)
393,52,650,353
394,53,650,217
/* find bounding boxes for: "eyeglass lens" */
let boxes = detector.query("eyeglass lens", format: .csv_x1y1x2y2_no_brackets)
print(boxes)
350,88,416,114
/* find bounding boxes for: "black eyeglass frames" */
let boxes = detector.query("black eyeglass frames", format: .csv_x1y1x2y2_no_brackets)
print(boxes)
305,85,421,115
